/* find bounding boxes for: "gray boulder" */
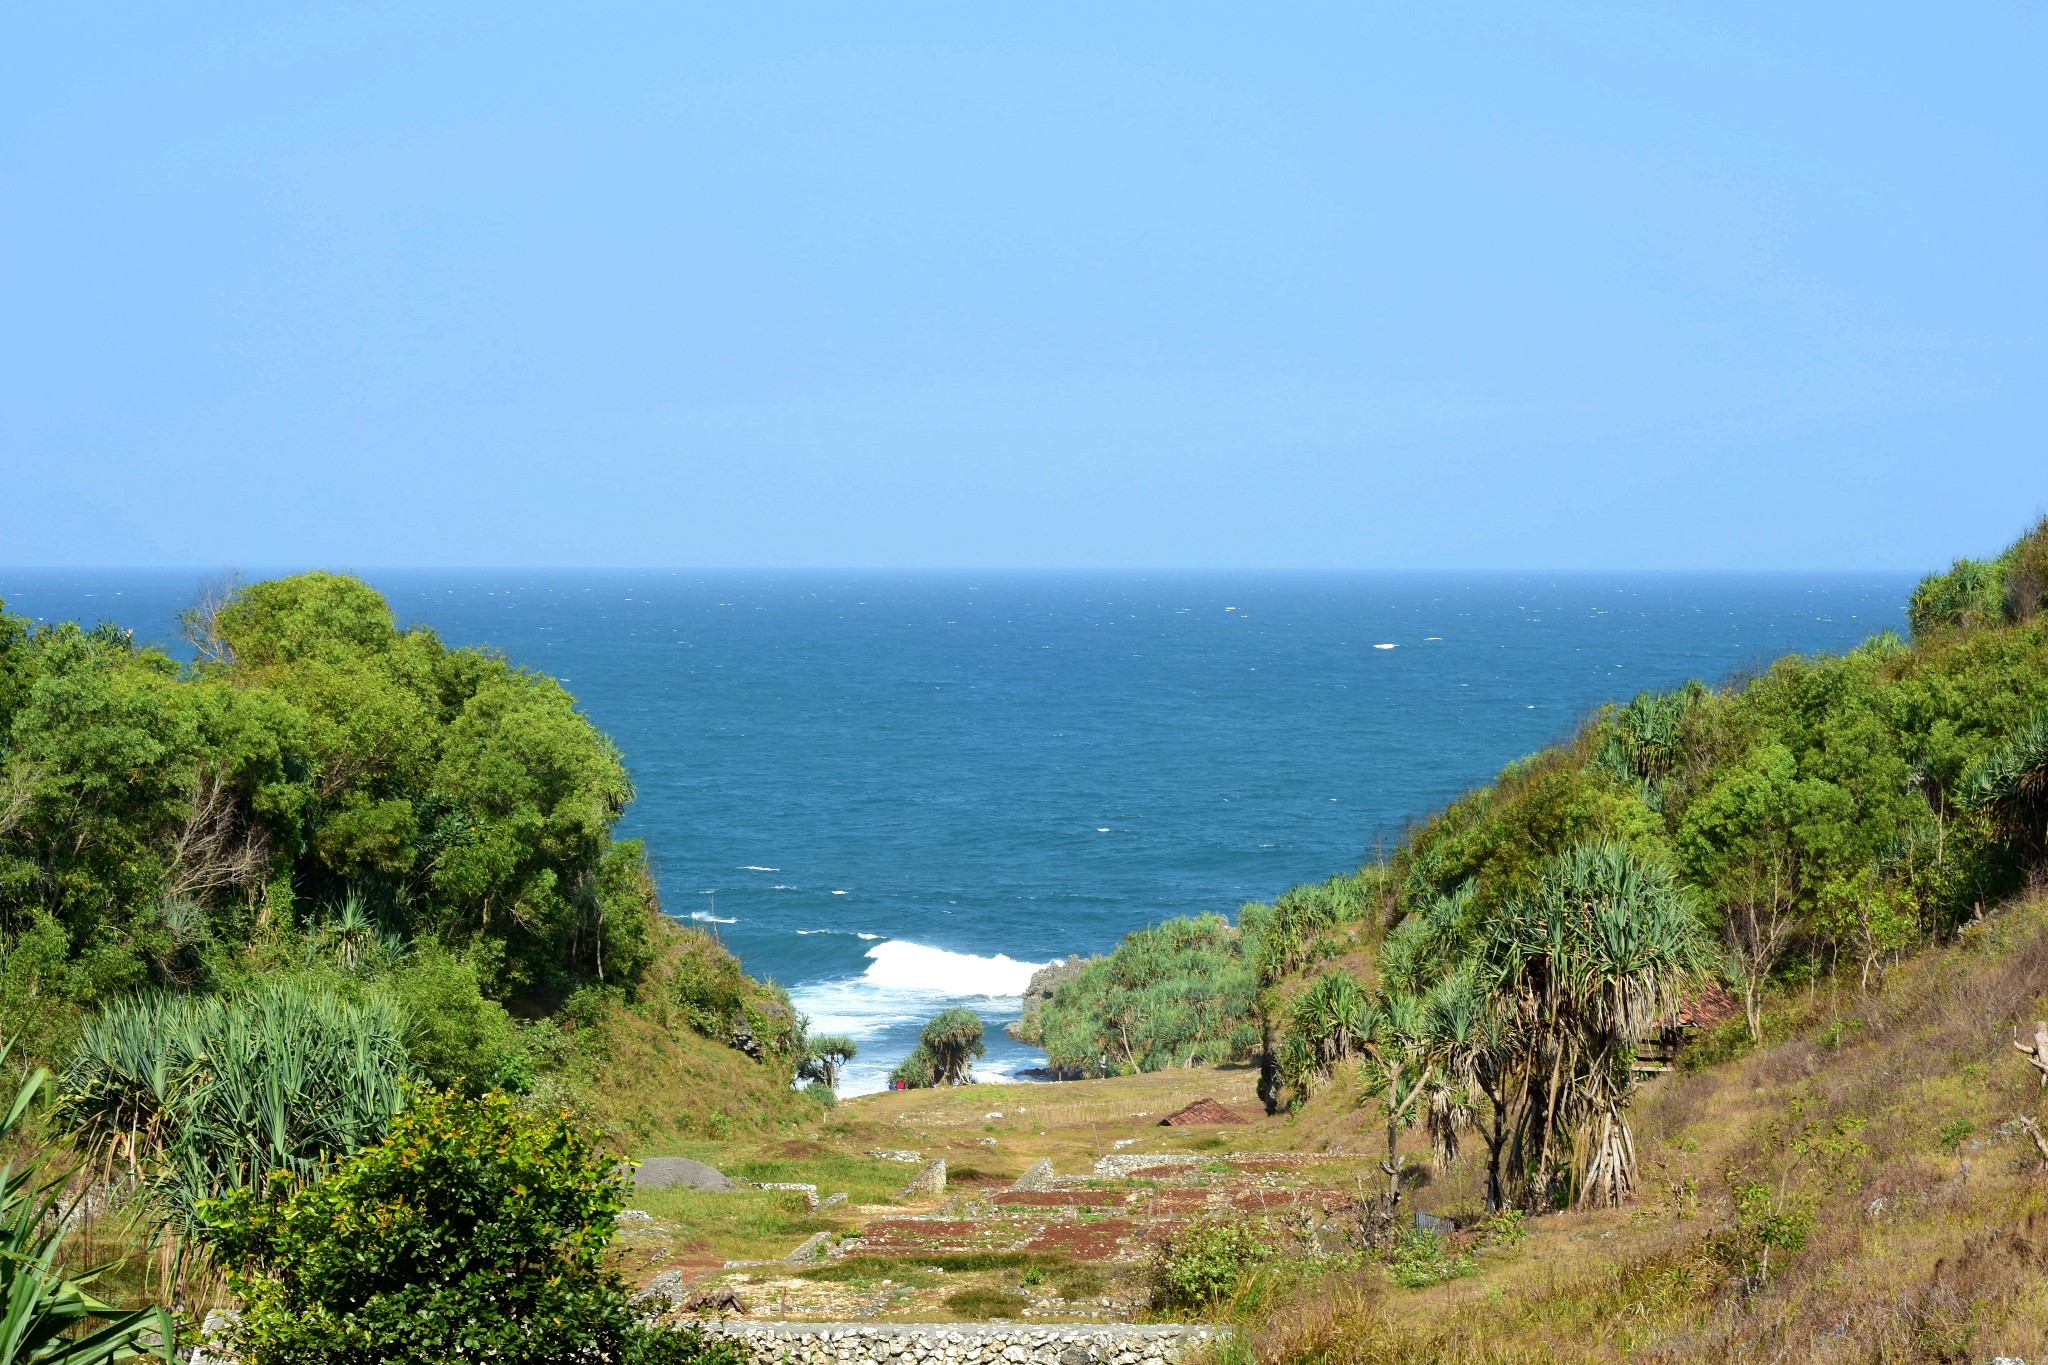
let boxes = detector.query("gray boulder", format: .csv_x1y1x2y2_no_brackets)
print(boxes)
633,1157,735,1191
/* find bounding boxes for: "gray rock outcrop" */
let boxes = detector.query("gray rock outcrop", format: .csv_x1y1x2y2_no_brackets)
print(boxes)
1006,954,1097,1043
894,1158,947,1199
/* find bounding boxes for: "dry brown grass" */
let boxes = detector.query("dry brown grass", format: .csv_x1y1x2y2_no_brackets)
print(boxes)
1225,891,2048,1365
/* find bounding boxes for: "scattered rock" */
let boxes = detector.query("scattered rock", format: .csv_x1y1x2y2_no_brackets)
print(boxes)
866,1149,924,1163
895,1158,947,1199
634,1157,735,1192
633,1270,687,1309
820,1192,848,1208
784,1231,833,1264
616,1208,655,1226
681,1284,750,1316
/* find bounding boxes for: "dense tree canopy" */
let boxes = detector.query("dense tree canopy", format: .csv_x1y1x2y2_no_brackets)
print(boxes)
0,573,663,1055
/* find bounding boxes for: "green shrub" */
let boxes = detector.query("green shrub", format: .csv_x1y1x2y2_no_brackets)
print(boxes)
1148,1220,1271,1312
1039,915,1257,1077
198,1087,632,1365
378,944,524,1092
1385,1228,1476,1289
623,1324,750,1365
56,982,409,1237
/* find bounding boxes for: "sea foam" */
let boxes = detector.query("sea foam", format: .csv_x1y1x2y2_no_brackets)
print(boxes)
859,940,1048,996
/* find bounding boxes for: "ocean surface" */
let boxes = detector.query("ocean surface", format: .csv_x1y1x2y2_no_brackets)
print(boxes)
0,570,1914,1092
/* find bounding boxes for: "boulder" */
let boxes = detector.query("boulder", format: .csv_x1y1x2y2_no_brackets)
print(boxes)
634,1157,736,1192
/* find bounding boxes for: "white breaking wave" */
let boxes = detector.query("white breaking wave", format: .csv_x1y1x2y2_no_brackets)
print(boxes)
786,941,1052,1096
1374,642,1398,650
739,866,780,872
690,910,737,924
860,940,1048,996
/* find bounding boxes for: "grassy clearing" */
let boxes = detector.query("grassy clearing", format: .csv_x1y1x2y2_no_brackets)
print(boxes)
626,1187,843,1263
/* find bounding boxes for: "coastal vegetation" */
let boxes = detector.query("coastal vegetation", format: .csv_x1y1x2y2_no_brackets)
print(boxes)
196,1086,655,1365
1035,515,2048,1216
0,573,811,1122
889,1008,986,1088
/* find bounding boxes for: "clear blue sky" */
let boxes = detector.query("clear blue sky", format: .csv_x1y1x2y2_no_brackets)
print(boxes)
2,4,2041,570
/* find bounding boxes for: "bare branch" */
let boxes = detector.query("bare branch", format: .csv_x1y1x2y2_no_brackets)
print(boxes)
162,769,268,903
176,572,243,666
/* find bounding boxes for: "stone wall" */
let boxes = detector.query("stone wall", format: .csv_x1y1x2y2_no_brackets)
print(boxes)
694,1321,1221,1365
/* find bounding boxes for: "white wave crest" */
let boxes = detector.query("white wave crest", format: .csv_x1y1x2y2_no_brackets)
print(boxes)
739,866,780,872
690,910,737,924
859,941,1047,997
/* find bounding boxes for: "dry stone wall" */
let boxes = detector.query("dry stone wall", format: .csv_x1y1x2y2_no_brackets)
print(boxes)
695,1321,1220,1365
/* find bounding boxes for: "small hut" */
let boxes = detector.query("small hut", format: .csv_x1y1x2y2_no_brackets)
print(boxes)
1159,1097,1248,1126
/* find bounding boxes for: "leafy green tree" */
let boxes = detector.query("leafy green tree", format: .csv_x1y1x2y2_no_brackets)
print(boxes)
915,1009,984,1086
0,573,669,1063
799,1034,858,1092
198,1087,633,1365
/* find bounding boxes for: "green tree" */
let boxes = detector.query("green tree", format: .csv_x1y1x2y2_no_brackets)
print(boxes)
799,1034,858,1092
915,1008,984,1086
1483,842,1713,1209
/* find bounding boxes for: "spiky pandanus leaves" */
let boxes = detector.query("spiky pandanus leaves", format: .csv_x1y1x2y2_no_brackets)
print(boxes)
1356,992,1434,1205
914,1008,985,1087
56,984,410,1244
0,1051,176,1363
1959,714,2048,862
1419,967,1492,1172
1593,683,1706,811
1377,880,1479,994
1485,842,1712,1210
1288,971,1372,1073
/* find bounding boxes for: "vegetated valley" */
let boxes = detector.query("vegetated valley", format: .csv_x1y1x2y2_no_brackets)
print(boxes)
2,519,2046,1364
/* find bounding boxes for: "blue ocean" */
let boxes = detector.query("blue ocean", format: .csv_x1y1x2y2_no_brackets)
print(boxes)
0,570,1913,1091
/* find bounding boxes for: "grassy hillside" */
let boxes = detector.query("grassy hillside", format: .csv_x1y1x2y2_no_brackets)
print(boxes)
1232,887,2048,1363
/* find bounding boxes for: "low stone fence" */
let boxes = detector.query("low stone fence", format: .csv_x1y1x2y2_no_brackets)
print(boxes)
693,1321,1222,1365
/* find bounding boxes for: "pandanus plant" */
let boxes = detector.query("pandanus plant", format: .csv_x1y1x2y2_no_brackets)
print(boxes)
55,983,410,1270
0,1047,175,1363
1961,713,2048,863
1484,842,1712,1209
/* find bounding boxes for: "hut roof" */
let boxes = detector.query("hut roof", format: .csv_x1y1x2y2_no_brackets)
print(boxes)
1656,981,1740,1031
1159,1097,1248,1126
